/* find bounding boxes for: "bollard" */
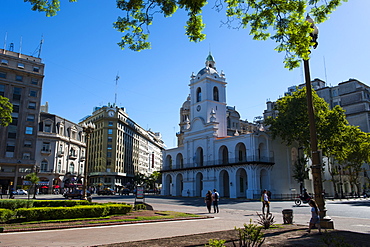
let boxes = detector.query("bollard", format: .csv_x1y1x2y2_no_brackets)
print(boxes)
282,209,293,224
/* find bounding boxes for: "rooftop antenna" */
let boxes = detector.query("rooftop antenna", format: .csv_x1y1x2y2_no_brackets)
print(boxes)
3,32,7,51
38,36,44,58
323,56,328,83
114,73,120,106
19,36,22,54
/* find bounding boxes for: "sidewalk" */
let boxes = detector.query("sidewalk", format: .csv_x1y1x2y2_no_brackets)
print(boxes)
0,203,369,246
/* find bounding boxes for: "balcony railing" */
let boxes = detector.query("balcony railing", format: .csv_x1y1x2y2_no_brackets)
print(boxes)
40,148,51,155
57,151,64,157
162,156,274,171
69,154,77,159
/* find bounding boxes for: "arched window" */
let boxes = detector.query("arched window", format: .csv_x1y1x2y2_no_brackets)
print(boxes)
196,87,202,102
213,86,219,101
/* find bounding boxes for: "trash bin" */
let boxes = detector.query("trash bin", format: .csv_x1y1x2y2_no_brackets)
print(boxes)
282,209,293,224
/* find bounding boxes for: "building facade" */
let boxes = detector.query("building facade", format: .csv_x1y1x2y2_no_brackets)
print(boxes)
264,78,370,197
35,111,86,194
0,48,44,194
80,105,164,192
162,54,298,199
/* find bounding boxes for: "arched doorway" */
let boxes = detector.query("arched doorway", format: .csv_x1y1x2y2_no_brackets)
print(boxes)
195,147,204,167
176,153,184,169
260,169,268,190
219,170,230,197
165,174,172,196
195,172,203,197
175,173,183,196
165,155,172,169
258,139,267,162
236,168,247,198
235,142,246,162
219,146,229,164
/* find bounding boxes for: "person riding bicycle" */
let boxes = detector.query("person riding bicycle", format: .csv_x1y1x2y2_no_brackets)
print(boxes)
302,189,310,201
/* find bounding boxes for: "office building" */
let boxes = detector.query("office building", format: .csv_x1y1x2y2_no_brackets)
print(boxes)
80,105,164,191
0,48,44,194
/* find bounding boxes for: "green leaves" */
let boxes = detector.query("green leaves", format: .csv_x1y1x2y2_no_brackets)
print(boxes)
24,0,347,69
264,87,348,157
24,0,77,17
0,96,13,127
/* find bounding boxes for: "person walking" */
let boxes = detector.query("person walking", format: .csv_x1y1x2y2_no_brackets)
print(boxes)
307,199,322,234
212,189,220,213
205,190,213,213
261,189,270,215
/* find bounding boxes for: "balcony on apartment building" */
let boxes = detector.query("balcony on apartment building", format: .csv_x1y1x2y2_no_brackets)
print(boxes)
69,154,78,159
40,148,52,155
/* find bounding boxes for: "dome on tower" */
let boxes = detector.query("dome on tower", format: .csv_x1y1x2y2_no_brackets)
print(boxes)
182,94,191,110
197,53,218,77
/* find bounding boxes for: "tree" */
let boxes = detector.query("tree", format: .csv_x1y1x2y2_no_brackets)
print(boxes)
265,87,350,196
25,172,40,199
24,0,347,69
0,95,13,127
334,125,370,196
292,156,309,194
148,171,161,190
264,87,347,157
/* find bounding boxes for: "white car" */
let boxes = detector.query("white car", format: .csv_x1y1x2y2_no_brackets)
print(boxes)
16,189,28,195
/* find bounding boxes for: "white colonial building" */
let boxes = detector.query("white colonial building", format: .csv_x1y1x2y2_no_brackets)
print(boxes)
161,54,299,199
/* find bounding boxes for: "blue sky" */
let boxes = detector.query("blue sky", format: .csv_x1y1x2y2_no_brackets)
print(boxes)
1,0,369,148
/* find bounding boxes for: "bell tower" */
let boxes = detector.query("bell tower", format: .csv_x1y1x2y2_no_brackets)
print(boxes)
188,53,227,137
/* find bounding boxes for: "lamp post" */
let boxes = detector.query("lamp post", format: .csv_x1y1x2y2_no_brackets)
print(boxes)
338,166,344,199
303,16,331,226
82,122,95,200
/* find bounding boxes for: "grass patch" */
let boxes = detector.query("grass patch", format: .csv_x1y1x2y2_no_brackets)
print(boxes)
0,210,203,232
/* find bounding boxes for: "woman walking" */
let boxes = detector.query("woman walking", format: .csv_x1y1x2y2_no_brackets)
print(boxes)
205,190,213,213
307,199,322,234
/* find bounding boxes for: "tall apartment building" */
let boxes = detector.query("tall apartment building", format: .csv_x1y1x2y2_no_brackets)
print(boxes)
80,105,164,191
263,78,370,196
0,48,44,194
35,111,86,193
265,78,370,133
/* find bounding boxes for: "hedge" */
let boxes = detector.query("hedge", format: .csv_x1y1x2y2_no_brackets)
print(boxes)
33,200,94,207
0,199,33,210
0,200,95,210
0,208,14,223
15,204,132,221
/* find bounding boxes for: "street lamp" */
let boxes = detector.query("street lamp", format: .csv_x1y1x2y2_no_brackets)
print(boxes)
303,15,332,227
33,165,40,199
338,166,344,199
82,122,95,200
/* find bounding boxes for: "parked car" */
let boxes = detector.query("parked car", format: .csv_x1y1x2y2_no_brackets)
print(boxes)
97,188,116,195
120,188,130,195
63,189,91,199
15,189,28,195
